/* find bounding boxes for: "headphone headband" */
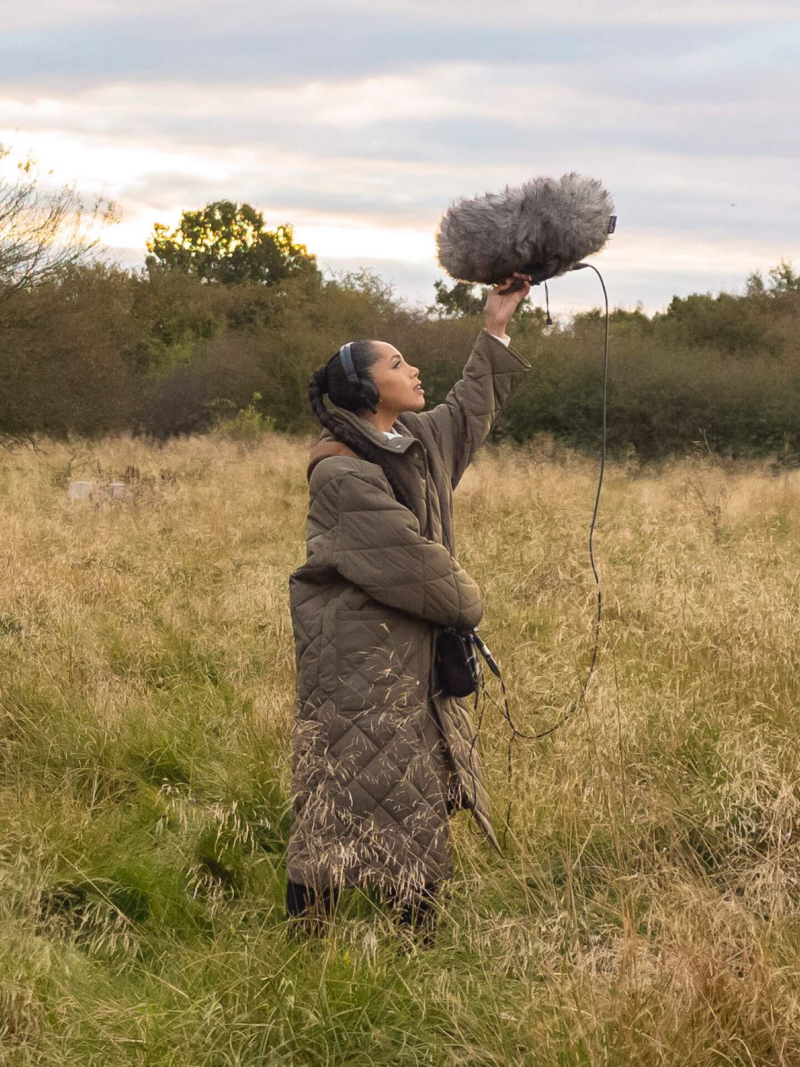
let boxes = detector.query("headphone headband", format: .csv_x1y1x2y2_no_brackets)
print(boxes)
334,340,379,414
338,342,358,386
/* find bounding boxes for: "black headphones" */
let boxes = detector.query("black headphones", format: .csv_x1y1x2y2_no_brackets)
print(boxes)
338,341,380,414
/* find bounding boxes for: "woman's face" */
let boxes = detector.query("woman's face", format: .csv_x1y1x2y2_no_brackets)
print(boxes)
367,342,425,414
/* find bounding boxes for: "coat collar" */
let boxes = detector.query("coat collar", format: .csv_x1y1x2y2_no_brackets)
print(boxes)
322,403,419,455
307,405,426,482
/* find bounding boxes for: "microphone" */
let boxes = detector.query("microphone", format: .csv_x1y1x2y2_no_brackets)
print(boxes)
507,259,595,297
436,173,616,293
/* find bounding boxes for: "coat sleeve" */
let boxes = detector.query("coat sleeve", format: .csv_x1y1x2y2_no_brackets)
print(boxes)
401,328,532,490
331,469,483,630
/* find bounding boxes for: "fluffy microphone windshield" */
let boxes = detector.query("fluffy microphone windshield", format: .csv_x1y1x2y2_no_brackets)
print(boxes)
436,172,614,286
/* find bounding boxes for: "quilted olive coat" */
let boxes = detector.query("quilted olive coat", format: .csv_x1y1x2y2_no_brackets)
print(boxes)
286,328,532,898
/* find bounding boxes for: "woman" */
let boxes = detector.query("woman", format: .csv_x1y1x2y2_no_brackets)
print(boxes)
286,274,533,943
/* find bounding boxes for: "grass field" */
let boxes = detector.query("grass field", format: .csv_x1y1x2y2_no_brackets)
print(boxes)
3,429,800,1066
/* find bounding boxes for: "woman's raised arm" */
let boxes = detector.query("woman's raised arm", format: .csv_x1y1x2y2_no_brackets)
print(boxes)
400,274,533,489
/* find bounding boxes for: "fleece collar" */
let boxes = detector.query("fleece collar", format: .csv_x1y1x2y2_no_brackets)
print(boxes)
325,403,418,454
306,404,423,482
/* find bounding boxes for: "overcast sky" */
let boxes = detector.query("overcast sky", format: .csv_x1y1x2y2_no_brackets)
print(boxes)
2,0,798,315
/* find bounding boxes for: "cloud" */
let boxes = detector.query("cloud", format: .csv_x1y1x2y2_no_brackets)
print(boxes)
1,10,795,92
1,1,798,313
4,0,798,34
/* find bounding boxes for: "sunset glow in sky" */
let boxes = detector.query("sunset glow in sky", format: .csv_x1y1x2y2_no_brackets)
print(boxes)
2,0,798,314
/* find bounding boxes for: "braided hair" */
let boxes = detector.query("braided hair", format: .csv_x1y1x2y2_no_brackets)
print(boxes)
308,340,412,510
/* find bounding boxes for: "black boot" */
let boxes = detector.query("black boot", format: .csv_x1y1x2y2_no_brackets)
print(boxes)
396,882,439,949
285,878,339,939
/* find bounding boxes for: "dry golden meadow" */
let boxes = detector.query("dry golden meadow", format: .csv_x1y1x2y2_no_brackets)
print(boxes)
3,428,800,1065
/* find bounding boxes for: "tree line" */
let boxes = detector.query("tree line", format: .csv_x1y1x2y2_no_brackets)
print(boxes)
2,147,799,462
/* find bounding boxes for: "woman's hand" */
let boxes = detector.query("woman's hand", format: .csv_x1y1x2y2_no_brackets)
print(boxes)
484,272,531,337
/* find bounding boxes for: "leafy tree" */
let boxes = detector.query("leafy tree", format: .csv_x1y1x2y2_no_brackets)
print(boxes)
746,260,799,297
428,279,489,318
429,277,548,325
768,258,800,294
745,269,767,297
145,200,319,286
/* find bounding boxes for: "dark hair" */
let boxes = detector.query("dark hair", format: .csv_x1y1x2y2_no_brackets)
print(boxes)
308,340,411,509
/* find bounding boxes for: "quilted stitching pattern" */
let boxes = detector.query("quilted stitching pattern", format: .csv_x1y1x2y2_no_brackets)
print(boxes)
334,471,483,630
286,330,532,891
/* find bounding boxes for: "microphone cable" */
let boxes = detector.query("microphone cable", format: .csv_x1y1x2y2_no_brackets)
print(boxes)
463,262,610,852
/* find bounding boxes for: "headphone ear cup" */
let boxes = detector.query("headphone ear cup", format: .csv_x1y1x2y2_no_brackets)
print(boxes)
360,379,380,409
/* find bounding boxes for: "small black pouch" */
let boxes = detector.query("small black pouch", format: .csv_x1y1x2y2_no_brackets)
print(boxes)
435,627,482,698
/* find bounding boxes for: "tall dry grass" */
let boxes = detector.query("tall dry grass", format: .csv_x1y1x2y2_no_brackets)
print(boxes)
2,429,800,1065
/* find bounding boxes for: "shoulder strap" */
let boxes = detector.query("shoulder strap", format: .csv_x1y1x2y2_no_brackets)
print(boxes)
306,439,360,481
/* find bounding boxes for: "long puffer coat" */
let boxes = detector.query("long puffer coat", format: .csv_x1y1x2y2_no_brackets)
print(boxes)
286,328,532,899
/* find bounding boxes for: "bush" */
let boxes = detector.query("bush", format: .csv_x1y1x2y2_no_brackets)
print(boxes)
210,392,277,449
4,256,800,461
